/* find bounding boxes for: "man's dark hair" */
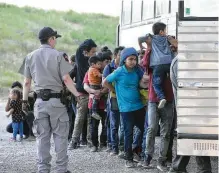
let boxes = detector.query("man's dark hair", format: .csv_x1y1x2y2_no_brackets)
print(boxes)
11,81,22,89
80,39,97,52
88,56,101,66
98,46,112,61
152,22,166,35
40,39,49,45
97,52,111,61
101,46,110,52
114,46,125,56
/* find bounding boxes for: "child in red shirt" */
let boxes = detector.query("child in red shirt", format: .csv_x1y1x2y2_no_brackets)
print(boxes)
88,56,103,120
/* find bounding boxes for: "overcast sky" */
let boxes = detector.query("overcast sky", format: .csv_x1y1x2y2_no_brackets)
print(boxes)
0,0,121,16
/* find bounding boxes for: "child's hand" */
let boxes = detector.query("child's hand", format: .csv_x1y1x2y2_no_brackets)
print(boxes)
140,73,149,89
93,90,101,96
142,72,149,82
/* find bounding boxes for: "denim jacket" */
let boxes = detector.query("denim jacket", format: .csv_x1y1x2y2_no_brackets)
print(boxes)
150,35,173,67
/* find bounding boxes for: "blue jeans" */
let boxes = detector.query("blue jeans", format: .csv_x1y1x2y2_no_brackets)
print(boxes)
119,114,124,151
132,126,142,154
121,108,145,161
145,101,173,163
110,110,120,152
12,121,23,139
72,103,77,115
106,104,111,146
133,109,148,157
152,64,170,100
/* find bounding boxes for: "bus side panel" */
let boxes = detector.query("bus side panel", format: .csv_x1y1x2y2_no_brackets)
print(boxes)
177,139,219,156
177,21,219,156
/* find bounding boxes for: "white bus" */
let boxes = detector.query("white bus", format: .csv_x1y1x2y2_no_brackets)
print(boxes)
117,0,218,49
117,0,219,157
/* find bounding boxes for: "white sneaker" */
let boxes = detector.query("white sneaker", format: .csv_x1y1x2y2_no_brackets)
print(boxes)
158,99,166,109
133,153,141,163
109,151,118,156
157,162,168,172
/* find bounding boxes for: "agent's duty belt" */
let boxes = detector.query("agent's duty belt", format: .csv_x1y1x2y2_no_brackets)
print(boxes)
36,89,61,101
36,93,61,98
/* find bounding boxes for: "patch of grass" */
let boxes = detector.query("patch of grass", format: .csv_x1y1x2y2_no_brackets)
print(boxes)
0,69,23,88
0,3,118,88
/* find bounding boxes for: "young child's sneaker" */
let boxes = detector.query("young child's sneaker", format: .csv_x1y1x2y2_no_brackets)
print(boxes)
18,137,23,142
158,99,166,109
91,113,102,120
10,138,16,142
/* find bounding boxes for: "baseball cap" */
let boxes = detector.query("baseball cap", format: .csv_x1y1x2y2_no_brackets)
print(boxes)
38,27,61,40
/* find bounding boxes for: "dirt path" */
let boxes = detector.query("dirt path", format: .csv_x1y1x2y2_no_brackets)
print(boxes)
0,102,218,173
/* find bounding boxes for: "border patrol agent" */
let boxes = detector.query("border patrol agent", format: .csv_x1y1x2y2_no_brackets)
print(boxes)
22,27,79,173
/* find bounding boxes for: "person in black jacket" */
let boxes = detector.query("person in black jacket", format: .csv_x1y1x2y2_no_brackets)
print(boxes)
68,39,97,150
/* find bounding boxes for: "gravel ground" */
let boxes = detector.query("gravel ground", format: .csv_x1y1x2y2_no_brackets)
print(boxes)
0,102,218,173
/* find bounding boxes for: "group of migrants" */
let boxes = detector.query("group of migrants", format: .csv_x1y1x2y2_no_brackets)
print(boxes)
4,22,213,173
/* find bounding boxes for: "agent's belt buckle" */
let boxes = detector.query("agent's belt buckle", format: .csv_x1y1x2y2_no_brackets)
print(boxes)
40,89,51,101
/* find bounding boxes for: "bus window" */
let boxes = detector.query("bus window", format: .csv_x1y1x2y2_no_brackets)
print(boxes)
142,0,154,20
184,0,218,17
171,0,178,13
122,0,132,25
156,0,169,17
132,0,142,23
